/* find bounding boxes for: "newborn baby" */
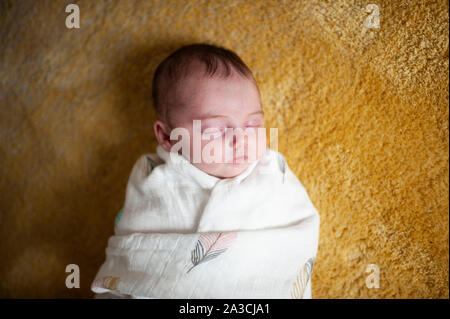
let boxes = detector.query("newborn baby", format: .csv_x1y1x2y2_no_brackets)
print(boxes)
91,43,320,299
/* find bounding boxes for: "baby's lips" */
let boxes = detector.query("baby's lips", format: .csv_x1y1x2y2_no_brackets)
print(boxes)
233,155,248,163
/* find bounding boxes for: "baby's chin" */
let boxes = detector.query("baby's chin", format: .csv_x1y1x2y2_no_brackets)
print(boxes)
195,161,254,179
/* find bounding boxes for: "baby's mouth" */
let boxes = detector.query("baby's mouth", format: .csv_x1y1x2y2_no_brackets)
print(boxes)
232,155,248,164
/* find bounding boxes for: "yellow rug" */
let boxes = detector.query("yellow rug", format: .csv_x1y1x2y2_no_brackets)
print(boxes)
0,0,448,298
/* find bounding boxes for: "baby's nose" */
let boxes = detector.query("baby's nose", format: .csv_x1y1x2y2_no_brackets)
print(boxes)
227,127,246,149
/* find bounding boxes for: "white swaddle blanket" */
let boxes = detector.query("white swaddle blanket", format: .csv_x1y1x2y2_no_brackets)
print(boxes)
91,145,320,299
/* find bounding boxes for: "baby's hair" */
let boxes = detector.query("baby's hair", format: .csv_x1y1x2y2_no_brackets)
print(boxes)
152,43,258,126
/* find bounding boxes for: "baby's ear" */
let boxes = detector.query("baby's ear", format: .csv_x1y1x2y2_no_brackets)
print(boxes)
153,120,173,152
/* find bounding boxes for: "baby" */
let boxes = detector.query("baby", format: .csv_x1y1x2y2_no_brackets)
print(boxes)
91,43,320,299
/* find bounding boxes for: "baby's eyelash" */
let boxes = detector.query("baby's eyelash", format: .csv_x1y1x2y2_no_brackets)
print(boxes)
203,126,225,132
245,122,263,127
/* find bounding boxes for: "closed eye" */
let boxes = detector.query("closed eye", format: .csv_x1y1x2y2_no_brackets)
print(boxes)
245,122,264,127
203,127,225,133
202,127,226,139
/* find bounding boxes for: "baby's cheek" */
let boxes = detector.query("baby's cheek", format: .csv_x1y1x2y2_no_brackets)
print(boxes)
249,128,267,160
258,132,267,153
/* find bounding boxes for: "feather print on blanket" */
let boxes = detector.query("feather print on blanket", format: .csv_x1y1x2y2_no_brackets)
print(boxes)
187,232,238,273
291,258,315,299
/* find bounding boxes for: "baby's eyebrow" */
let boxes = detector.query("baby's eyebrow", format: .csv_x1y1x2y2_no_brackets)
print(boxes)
196,110,264,120
248,110,264,117
196,114,228,120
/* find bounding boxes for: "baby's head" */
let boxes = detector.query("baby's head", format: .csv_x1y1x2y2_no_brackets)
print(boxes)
152,43,267,179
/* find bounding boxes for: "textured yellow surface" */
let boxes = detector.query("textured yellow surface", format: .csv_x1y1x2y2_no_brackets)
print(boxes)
0,0,448,298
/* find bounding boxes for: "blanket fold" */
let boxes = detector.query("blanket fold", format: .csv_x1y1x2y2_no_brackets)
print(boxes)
91,145,320,298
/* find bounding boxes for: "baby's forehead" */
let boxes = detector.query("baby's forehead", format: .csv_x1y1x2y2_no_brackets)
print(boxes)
169,70,256,102
162,63,261,123
174,83,261,120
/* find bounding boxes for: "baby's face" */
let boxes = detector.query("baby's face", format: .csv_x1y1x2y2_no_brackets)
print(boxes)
168,71,267,179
